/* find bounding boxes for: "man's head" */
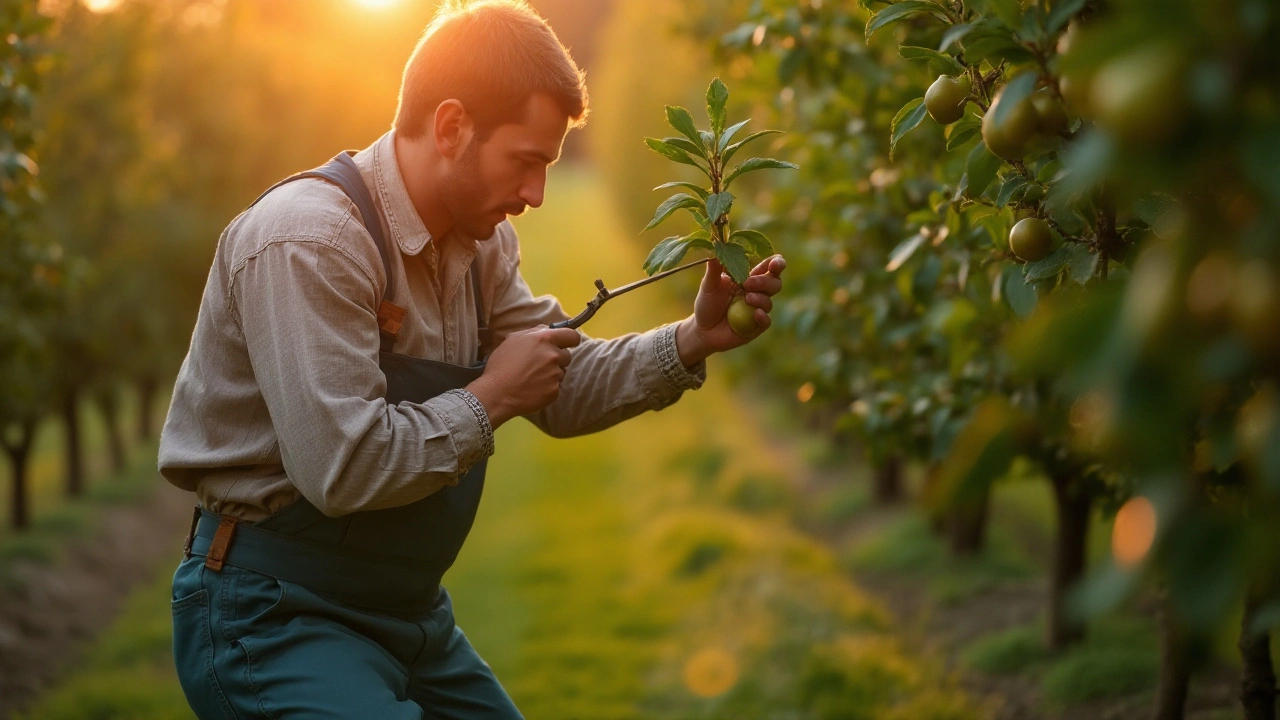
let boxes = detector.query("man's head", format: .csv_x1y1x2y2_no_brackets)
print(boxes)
393,0,588,240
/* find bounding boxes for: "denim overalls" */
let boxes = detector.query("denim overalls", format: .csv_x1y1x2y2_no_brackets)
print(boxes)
171,153,522,719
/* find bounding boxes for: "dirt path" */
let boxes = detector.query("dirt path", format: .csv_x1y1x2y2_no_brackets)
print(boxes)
0,480,193,719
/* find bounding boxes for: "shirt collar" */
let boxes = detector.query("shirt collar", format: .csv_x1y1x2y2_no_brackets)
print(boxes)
366,130,434,256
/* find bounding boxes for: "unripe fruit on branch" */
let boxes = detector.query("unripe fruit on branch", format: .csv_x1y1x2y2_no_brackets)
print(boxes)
1030,89,1069,137
1091,44,1187,143
727,294,758,337
1009,218,1053,262
925,74,971,125
982,86,1038,161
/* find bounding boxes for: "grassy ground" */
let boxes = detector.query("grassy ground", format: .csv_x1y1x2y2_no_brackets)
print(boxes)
18,166,985,720
0,388,157,543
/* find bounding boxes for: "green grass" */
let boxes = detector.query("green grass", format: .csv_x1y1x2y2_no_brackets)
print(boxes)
962,625,1050,675
15,570,192,720
19,166,985,720
0,444,159,586
960,615,1160,709
846,512,1037,604
0,387,165,542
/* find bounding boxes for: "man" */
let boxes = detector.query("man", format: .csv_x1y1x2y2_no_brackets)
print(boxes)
159,1,785,718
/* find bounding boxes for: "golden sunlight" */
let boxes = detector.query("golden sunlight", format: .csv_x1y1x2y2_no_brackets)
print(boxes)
351,0,398,8
82,0,124,12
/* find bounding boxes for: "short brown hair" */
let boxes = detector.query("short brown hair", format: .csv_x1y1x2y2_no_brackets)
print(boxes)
393,0,589,141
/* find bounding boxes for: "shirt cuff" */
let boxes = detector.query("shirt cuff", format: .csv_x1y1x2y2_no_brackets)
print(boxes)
436,388,495,476
654,322,706,393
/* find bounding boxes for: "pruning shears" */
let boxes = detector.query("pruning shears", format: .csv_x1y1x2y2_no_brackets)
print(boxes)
549,258,711,331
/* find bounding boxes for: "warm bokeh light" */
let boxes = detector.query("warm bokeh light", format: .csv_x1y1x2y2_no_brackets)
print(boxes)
797,382,816,403
682,647,739,698
1112,497,1157,568
351,0,398,8
82,0,123,12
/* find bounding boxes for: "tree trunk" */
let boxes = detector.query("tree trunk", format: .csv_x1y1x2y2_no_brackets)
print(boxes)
1153,589,1191,720
96,388,127,474
137,375,157,442
947,483,989,556
62,387,84,497
1048,472,1092,650
4,420,37,530
1240,588,1277,720
873,455,903,505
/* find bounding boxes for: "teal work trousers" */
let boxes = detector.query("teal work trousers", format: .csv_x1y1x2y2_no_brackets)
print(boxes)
170,555,522,719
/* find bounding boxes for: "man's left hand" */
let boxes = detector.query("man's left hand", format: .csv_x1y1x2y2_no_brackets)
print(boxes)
675,254,786,368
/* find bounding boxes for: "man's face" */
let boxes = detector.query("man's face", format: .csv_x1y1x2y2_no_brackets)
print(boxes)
440,93,570,240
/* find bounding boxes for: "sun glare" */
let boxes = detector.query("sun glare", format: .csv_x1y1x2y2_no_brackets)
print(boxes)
351,0,398,8
82,0,124,12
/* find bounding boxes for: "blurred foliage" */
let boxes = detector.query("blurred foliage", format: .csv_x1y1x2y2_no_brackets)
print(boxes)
0,0,57,511
657,0,1280,683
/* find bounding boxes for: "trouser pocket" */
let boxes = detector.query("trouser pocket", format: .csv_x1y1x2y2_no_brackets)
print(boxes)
172,587,238,720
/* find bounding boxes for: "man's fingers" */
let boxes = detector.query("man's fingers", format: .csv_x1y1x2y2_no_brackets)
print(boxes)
745,292,773,313
748,254,786,277
743,273,782,296
545,327,582,348
701,258,726,294
556,347,573,368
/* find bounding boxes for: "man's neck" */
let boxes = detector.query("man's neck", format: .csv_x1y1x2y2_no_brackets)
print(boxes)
393,131,453,241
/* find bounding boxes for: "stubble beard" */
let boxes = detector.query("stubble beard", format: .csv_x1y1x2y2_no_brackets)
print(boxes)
440,140,499,241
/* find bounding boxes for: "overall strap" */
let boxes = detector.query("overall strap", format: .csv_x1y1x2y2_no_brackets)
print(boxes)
249,151,489,356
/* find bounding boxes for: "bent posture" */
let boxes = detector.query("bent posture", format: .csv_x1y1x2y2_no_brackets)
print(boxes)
159,2,785,717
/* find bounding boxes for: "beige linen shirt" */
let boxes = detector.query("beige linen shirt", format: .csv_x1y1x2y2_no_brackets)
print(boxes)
158,131,705,522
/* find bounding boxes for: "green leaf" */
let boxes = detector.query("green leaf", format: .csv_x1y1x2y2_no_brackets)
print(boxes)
865,1,946,40
965,142,1004,198
886,232,928,272
992,73,1037,129
644,138,706,173
715,241,751,284
1003,266,1038,317
962,33,1035,64
890,98,928,160
705,191,735,223
644,231,715,274
643,235,686,275
945,116,981,151
706,78,729,135
1023,244,1072,281
722,129,781,165
899,45,965,75
938,22,975,51
973,0,1023,28
653,181,710,200
724,157,798,188
995,176,1028,207
661,136,706,159
644,193,703,231
718,118,751,153
1046,0,1087,33
1066,242,1100,284
730,229,774,259
665,105,705,152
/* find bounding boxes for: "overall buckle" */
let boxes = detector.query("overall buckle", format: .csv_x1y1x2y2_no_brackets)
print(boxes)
204,515,239,571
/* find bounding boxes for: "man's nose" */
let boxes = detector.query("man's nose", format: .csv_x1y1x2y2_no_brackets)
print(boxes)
517,169,546,210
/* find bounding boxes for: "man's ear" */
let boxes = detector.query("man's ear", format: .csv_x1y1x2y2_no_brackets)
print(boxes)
433,99,474,161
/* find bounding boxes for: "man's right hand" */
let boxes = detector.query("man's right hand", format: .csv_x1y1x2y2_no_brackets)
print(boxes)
465,326,581,429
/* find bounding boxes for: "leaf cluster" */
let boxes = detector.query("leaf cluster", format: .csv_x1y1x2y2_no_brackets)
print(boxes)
641,78,797,284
